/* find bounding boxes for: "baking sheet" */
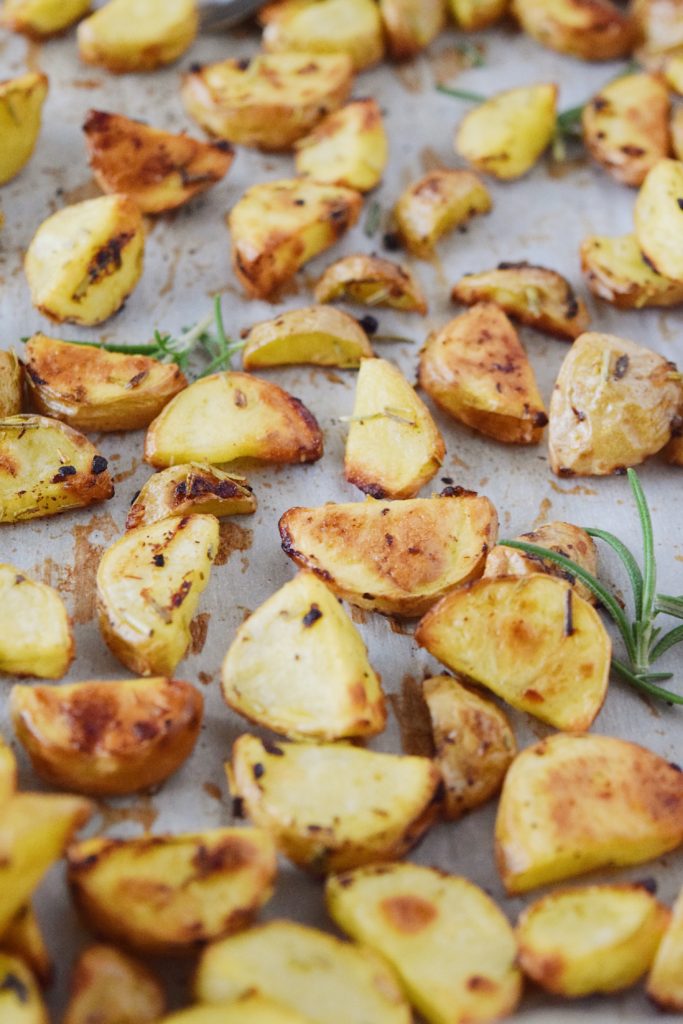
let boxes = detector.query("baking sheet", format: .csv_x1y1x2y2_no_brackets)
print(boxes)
1,12,682,1020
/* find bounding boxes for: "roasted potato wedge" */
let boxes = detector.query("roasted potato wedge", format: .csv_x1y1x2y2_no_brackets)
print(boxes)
511,0,635,60
230,179,362,299
197,920,410,1024
634,158,683,280
159,998,315,1024
63,945,165,1024
11,677,203,796
77,0,198,72
0,352,22,417
0,735,17,806
517,883,669,996
181,53,353,151
423,674,516,820
548,331,681,476
449,0,508,30
379,0,446,59
647,883,683,1010
314,255,427,313
68,828,277,955
496,733,683,894
242,305,373,370
279,491,498,617
228,734,441,874
0,564,73,678
0,72,48,186
451,263,589,340
0,415,113,522
416,574,610,731
83,110,233,215
24,333,186,432
418,303,548,444
1,904,52,988
344,357,445,499
96,514,218,676
394,169,492,258
2,0,90,37
0,953,48,1024
483,520,598,604
295,99,387,192
666,53,683,94
580,233,683,308
126,464,256,530
24,194,144,326
326,863,522,1024
222,571,385,741
144,372,323,468
261,0,384,71
632,0,683,59
455,83,557,180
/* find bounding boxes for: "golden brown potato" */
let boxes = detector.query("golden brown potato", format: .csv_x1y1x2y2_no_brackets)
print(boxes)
314,254,427,313
634,158,683,280
580,233,683,308
279,491,498,617
11,677,203,796
222,571,386,741
665,52,683,94
455,83,557,180
511,0,635,60
0,415,113,523
63,945,165,1024
228,735,441,874
326,863,522,1024
0,72,48,186
548,331,681,476
67,828,277,955
671,104,683,160
0,735,17,806
196,920,411,1024
295,99,388,192
242,305,372,370
83,110,233,215
517,883,670,996
451,263,589,340
449,0,508,29
663,426,683,465
158,999,315,1024
496,733,683,894
0,352,22,417
633,0,683,59
181,53,353,151
423,674,516,820
97,514,218,677
0,953,48,1024
0,564,73,679
77,0,197,72
379,0,446,59
418,303,548,444
230,179,362,299
0,904,52,989
261,0,384,71
394,169,492,258
2,0,90,38
126,464,256,530
344,357,445,499
647,883,683,1010
483,520,598,604
24,194,144,326
144,372,323,468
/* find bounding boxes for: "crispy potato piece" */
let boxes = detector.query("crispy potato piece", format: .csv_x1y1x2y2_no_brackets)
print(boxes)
0,352,22,417
24,194,144,326
197,920,411,1024
77,0,197,73
517,883,669,996
0,793,92,934
394,170,492,258
242,305,372,370
0,953,48,1023
416,575,610,731
159,998,315,1024
228,734,441,874
2,0,89,37
127,464,256,530
0,905,52,988
97,514,218,676
663,425,683,465
0,735,17,806
647,883,683,1010
449,0,508,29
0,72,48,186
634,158,683,280
379,0,446,59
455,83,557,180
11,677,203,796
423,674,516,820
0,564,73,678
633,0,683,59
83,110,233,215
261,0,384,71
222,572,385,741
484,521,598,604
326,863,522,1024
0,415,113,522
24,333,186,432
512,0,634,59
63,945,165,1024
451,263,589,340
496,733,683,894
68,828,277,955
418,303,548,444
581,233,683,308
314,255,427,313
548,331,681,476
279,491,498,617
181,53,353,151
295,99,387,192
344,357,445,499
145,372,322,468
230,179,362,299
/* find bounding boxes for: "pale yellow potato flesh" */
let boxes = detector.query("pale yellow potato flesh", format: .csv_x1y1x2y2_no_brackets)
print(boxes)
0,735,17,806
647,883,683,1010
2,0,90,37
0,904,52,988
379,0,446,58
665,52,683,93
159,998,315,1024
634,158,683,280
483,520,598,604
511,0,635,60
449,0,508,30
0,953,48,1024
580,233,683,308
242,305,373,370
395,169,492,257
295,99,388,192
314,254,427,313
0,564,73,679
261,0,384,71
77,0,198,72
63,945,165,1024
0,72,48,186
632,0,683,58
126,464,256,530
0,351,22,417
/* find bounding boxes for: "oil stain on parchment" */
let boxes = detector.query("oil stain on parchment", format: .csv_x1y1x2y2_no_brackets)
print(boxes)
190,612,211,655
95,794,159,834
214,522,253,566
71,512,119,624
388,674,435,757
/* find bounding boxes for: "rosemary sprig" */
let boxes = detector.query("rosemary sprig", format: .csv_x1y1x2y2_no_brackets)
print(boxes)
500,469,683,705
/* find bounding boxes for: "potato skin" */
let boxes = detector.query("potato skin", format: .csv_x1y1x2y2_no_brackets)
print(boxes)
580,233,683,309
0,72,48,186
63,945,165,1024
484,520,598,604
127,464,256,530
295,99,388,192
0,351,23,416
314,255,427,313
261,0,384,71
512,0,635,60
395,170,492,257
77,0,198,73
647,884,683,1010
0,563,74,679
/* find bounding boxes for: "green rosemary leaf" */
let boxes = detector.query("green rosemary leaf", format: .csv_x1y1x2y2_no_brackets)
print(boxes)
650,625,683,663
611,658,683,704
655,594,683,619
436,84,487,103
585,527,643,618
364,199,382,239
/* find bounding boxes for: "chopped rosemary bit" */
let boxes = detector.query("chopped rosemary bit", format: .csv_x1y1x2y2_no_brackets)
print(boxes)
339,407,417,427
363,199,382,239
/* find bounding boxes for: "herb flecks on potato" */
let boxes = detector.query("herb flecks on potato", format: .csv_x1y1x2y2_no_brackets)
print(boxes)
127,464,256,530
